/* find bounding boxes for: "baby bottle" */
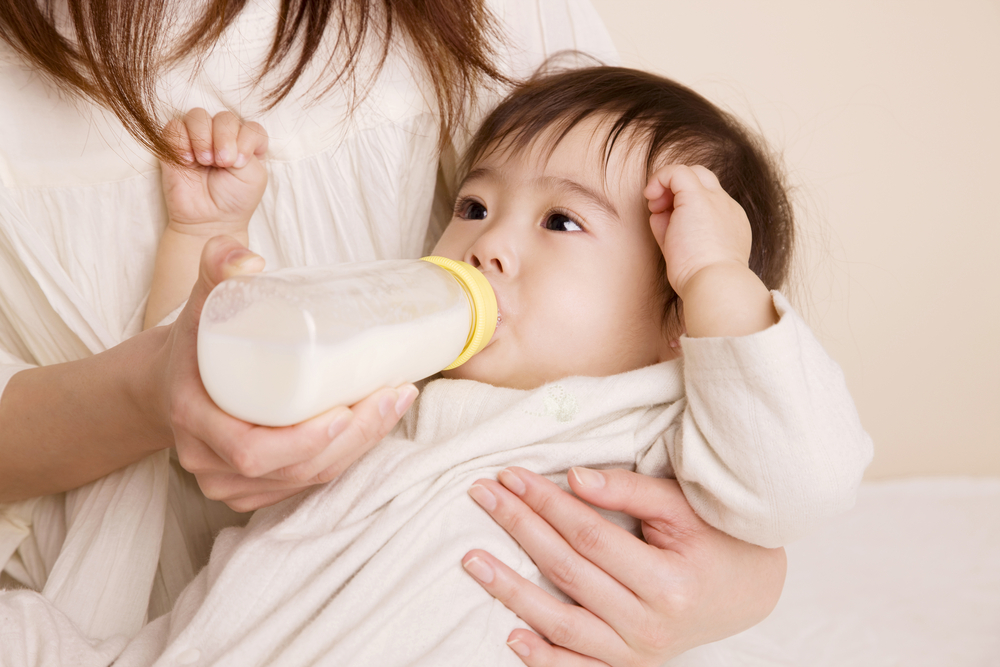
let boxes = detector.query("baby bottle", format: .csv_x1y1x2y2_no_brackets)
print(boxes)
197,256,497,426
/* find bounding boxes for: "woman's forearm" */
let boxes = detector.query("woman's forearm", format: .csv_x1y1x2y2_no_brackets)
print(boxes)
0,327,173,502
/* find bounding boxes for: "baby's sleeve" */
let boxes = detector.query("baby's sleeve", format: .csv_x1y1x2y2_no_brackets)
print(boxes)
663,292,873,548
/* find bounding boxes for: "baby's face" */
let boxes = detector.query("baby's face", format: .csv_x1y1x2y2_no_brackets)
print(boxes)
433,118,675,390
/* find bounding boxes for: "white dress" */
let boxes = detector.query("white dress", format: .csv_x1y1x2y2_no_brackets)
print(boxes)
0,0,618,659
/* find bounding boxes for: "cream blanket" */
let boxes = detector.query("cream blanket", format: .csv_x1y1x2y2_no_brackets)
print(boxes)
1,295,872,666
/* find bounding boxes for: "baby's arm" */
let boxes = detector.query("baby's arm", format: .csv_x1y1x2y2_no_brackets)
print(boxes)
145,109,268,329
644,166,872,547
644,164,776,338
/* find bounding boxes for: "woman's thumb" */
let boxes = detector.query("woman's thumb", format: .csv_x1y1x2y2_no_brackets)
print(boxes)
200,235,266,289
182,236,265,328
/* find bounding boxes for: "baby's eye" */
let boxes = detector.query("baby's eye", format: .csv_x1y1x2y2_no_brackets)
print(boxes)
456,198,488,220
543,212,583,232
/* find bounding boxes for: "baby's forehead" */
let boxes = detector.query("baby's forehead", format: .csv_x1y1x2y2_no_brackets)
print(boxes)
462,128,651,202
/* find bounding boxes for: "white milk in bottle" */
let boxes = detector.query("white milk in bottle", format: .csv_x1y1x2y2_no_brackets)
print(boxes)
197,256,496,426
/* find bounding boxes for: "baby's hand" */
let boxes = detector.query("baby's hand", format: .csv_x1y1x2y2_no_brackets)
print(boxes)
644,164,752,299
645,164,776,338
161,109,269,237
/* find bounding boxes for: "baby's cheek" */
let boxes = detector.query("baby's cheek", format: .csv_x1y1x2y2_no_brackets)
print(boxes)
430,222,466,259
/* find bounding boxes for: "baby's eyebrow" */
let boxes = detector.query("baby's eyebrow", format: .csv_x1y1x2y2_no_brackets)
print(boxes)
540,176,620,219
459,167,497,189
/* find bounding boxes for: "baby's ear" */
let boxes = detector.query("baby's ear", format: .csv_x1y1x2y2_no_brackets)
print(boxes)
658,304,685,362
658,335,682,362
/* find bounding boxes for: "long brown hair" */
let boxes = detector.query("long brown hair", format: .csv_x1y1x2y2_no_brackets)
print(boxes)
0,0,510,160
462,64,795,333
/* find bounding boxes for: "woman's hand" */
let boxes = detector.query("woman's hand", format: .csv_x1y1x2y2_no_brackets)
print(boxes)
150,235,417,512
462,467,786,666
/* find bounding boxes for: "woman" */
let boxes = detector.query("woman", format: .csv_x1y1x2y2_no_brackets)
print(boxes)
0,0,785,664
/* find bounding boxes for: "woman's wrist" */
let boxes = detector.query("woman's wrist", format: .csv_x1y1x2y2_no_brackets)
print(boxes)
124,324,177,448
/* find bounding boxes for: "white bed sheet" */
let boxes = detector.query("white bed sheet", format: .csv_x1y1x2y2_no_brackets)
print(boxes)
713,477,1000,666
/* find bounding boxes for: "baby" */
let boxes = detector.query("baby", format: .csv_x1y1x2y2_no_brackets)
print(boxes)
142,67,872,665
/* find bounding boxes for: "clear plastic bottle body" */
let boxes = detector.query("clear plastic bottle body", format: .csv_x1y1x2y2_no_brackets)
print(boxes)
197,259,487,426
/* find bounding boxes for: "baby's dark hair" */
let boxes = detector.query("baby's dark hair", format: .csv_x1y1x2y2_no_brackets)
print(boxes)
461,64,794,335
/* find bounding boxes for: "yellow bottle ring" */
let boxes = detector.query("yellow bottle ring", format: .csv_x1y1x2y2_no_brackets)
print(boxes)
420,256,497,369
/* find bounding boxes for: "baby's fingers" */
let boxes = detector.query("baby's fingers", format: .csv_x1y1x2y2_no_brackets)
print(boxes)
643,176,674,215
162,118,195,166
181,108,215,166
211,111,243,168
234,121,269,168
643,164,722,212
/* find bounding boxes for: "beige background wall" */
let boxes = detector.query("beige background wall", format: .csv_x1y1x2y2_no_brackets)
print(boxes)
588,0,1000,477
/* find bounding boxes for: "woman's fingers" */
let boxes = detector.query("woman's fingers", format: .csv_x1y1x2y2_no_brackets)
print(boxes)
467,467,788,666
469,474,639,621
171,235,415,513
506,629,610,667
461,549,625,666
223,487,307,513
180,458,308,504
265,383,418,483
498,467,677,600
465,468,699,664
181,403,352,479
566,467,702,550
568,468,788,643
178,382,415,483
171,236,417,504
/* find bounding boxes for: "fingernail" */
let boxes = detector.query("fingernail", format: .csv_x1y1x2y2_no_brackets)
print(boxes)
378,390,397,418
571,467,605,489
395,385,418,417
182,152,194,164
327,410,353,439
498,468,526,496
216,148,229,164
507,639,530,657
198,151,212,165
462,556,494,584
468,483,497,511
225,248,264,271
233,153,248,168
